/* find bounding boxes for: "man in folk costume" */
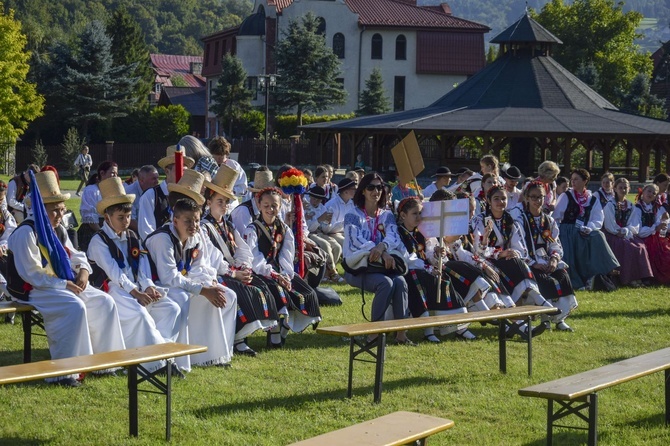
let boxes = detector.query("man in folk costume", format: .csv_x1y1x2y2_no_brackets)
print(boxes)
7,164,39,224
422,167,456,200
502,165,523,210
144,170,238,370
6,171,125,387
137,146,195,242
87,177,181,372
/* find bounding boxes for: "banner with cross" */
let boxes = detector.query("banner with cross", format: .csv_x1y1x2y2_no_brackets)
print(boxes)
418,199,470,238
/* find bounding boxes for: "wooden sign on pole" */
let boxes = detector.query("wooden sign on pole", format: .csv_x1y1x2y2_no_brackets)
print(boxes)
391,131,424,186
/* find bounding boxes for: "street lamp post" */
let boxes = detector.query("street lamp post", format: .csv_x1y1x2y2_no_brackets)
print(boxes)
257,74,278,166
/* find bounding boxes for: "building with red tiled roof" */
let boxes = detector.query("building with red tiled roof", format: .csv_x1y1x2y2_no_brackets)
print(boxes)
150,54,206,106
201,0,489,138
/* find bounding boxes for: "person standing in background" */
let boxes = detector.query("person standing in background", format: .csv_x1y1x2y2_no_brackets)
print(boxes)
74,146,93,197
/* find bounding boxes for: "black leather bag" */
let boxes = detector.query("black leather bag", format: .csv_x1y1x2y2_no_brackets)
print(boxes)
342,250,408,276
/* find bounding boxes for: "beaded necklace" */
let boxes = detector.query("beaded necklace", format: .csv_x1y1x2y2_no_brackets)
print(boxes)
362,207,384,243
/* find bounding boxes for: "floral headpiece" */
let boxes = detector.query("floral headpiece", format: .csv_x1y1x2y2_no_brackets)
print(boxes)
397,196,421,214
486,185,504,201
278,168,309,195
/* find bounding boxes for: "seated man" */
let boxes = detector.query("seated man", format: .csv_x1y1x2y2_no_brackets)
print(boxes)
6,171,125,387
88,177,181,372
144,170,237,371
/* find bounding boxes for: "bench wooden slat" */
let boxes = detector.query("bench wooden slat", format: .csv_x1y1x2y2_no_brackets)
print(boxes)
288,411,454,446
0,343,207,385
0,301,35,315
519,347,670,400
317,306,558,336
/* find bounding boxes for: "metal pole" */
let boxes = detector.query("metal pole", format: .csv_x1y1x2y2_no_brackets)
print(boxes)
264,83,269,166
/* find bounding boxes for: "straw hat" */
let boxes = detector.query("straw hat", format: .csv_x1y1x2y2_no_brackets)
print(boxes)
96,177,136,215
204,164,238,201
157,145,195,169
248,170,275,193
35,171,71,204
167,169,205,205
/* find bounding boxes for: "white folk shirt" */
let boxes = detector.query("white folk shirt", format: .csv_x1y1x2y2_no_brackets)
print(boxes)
138,181,169,242
602,200,638,240
553,189,605,231
323,193,355,234
243,219,296,279
230,198,259,235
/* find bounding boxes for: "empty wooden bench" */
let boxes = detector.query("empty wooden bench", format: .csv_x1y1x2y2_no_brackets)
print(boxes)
317,306,559,403
288,411,454,446
519,347,670,445
0,301,41,363
0,343,206,440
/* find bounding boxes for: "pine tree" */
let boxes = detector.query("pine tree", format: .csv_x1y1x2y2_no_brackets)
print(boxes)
31,139,48,167
357,68,391,116
210,53,252,138
0,6,44,142
106,7,153,109
274,12,347,130
61,127,84,173
43,20,139,138
619,73,667,119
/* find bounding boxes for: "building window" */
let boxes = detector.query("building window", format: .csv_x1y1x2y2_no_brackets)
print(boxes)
204,43,211,66
371,34,383,60
394,76,405,111
214,41,219,65
395,35,407,60
333,33,345,59
316,17,326,36
246,76,259,100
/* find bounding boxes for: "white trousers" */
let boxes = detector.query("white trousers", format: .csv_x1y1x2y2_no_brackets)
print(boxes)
23,285,125,380
107,284,171,348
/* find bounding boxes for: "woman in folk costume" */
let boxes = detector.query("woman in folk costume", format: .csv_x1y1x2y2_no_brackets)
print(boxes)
87,177,178,372
471,186,554,339
6,171,125,386
593,172,615,209
511,181,577,332
602,178,653,287
653,173,670,207
552,169,619,290
473,173,498,220
0,180,17,301
144,170,238,370
78,161,119,252
532,160,561,214
243,187,321,349
201,165,279,356
631,184,670,284
343,172,414,344
396,197,475,342
429,190,510,315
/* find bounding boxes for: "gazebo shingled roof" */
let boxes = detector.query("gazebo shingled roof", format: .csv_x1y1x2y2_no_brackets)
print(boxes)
302,14,670,181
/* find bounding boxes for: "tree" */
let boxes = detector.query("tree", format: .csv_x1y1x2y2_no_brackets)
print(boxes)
31,139,48,167
619,73,667,119
106,7,154,109
575,61,600,91
274,12,347,130
0,6,44,143
61,127,84,173
533,0,653,104
148,105,190,143
41,20,139,138
357,68,391,116
486,45,498,64
210,53,252,138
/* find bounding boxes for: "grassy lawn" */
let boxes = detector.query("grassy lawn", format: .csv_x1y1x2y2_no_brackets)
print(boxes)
1,284,670,445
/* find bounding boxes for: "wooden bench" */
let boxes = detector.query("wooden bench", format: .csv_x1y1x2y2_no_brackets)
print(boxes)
317,306,559,403
0,343,206,440
0,301,42,363
288,411,454,446
519,347,670,445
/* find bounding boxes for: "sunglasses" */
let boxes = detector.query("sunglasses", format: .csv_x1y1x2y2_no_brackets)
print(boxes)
365,184,384,191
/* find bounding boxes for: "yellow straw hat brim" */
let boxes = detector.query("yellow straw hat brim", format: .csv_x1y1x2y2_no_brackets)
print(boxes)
203,181,236,201
167,184,205,206
96,194,135,216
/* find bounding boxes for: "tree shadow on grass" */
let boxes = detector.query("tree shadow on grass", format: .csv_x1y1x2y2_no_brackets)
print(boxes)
192,375,452,418
570,308,669,320
523,430,590,446
0,438,53,446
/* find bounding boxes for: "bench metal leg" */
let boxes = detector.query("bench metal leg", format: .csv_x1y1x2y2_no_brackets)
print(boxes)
665,369,670,425
22,312,32,363
544,394,597,446
345,334,387,403
527,315,533,376
498,319,507,374
127,362,175,441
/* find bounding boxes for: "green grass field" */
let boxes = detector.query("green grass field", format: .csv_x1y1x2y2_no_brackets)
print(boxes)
1,284,670,445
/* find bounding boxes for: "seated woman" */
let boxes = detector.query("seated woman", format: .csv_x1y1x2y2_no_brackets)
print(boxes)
512,182,577,332
602,178,653,287
201,166,279,356
396,197,474,342
473,172,498,218
343,172,413,345
593,172,615,209
631,184,670,284
243,187,321,348
471,186,554,339
552,168,619,290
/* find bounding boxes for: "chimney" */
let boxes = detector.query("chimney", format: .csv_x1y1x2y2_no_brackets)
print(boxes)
190,62,202,75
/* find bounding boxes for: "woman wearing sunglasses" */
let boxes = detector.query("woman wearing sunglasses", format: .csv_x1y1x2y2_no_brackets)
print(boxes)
343,173,414,345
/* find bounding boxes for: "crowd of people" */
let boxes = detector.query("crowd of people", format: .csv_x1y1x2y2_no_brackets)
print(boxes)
1,137,668,387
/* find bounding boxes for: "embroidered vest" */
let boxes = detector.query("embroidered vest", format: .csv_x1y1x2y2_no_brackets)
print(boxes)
202,215,237,264
89,229,141,291
614,202,632,227
252,218,285,271
636,203,657,228
6,220,71,301
562,192,596,225
152,185,170,229
145,226,198,282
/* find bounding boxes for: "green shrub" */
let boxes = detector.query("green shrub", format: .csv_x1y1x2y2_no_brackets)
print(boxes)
274,113,356,138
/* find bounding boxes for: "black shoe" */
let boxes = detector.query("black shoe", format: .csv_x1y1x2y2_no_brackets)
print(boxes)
266,332,283,349
505,323,530,341
216,362,232,369
52,377,82,388
235,346,258,357
531,322,547,338
423,334,441,343
4,314,14,325
481,319,499,327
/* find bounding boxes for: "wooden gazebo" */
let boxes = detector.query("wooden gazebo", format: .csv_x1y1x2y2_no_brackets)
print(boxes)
303,14,670,181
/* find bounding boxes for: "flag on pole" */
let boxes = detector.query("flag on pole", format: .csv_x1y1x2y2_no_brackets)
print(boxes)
175,144,184,183
29,171,75,281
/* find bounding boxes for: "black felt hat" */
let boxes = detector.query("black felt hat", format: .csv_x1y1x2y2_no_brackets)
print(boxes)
431,166,455,177
338,178,357,191
502,166,522,180
307,185,327,199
